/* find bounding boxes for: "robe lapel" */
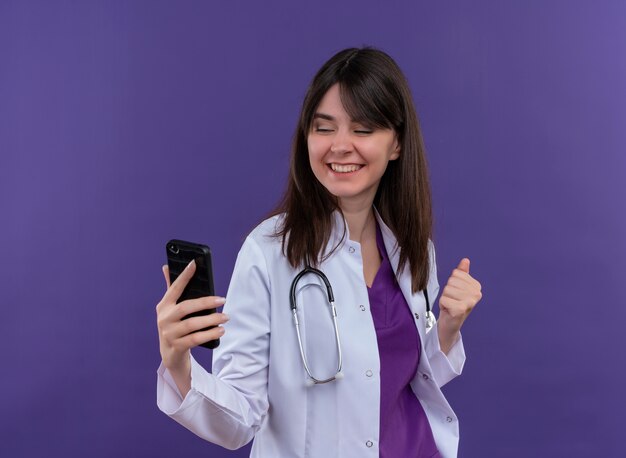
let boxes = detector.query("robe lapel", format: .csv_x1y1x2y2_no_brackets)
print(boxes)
373,209,428,341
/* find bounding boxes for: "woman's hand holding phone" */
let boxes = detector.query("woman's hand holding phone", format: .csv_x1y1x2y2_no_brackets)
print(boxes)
156,259,229,396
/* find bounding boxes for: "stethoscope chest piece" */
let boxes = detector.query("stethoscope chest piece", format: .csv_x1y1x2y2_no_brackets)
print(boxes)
425,310,436,329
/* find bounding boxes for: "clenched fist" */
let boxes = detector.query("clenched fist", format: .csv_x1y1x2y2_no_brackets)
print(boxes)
437,258,482,354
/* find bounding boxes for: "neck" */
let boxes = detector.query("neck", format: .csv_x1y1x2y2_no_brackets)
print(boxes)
339,198,376,244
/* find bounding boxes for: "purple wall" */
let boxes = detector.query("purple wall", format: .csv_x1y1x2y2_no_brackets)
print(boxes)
2,1,624,456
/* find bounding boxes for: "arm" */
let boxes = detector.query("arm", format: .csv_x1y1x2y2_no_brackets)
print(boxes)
432,254,482,387
156,236,271,450
424,318,466,388
423,240,467,388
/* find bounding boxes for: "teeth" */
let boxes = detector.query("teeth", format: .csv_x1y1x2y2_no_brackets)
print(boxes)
330,163,363,173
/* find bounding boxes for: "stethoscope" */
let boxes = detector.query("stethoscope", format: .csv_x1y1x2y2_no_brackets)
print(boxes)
290,266,434,385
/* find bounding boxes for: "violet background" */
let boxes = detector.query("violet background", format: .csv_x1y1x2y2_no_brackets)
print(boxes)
2,1,624,457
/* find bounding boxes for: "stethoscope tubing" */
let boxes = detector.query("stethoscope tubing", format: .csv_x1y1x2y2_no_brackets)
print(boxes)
290,265,432,385
290,266,343,384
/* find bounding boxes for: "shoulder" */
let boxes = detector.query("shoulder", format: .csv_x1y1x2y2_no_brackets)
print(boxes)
246,213,285,247
230,214,292,287
234,213,287,267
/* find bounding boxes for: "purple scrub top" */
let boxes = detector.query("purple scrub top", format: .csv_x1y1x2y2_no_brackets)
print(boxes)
366,222,440,458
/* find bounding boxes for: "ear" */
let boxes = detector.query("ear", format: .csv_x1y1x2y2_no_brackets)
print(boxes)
390,138,401,160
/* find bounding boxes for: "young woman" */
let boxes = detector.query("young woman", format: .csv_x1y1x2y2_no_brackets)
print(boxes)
156,47,483,458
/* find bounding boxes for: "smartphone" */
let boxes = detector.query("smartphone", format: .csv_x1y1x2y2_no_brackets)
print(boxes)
165,239,220,349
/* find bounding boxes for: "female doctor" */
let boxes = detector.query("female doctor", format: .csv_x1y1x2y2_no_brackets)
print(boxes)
156,47,483,458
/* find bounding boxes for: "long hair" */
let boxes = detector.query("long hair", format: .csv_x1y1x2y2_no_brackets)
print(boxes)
270,47,434,293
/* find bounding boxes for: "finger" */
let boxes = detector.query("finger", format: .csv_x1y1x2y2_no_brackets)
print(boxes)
162,265,171,289
442,284,471,301
439,295,462,311
177,325,226,349
439,296,468,317
164,259,196,304
446,269,475,288
176,296,227,320
175,313,230,337
456,258,470,274
442,284,481,307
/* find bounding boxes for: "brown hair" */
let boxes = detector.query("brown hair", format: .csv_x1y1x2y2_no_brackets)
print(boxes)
270,47,434,293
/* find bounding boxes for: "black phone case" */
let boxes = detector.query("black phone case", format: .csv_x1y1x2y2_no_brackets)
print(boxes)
166,239,219,350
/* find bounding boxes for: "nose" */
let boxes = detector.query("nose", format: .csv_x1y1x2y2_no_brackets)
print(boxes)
330,128,353,155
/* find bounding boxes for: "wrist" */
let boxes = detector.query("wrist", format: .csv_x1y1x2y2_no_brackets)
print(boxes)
164,351,191,375
437,319,461,355
165,352,192,398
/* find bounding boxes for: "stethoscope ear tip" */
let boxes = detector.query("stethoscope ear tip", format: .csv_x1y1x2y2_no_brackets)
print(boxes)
305,379,316,388
334,371,344,380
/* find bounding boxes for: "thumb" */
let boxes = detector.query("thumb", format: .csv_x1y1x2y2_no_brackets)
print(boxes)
162,264,171,289
457,258,470,273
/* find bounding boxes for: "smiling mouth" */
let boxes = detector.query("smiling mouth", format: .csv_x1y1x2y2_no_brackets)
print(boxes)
328,163,364,173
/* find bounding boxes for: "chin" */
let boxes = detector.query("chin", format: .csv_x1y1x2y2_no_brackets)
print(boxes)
327,188,372,204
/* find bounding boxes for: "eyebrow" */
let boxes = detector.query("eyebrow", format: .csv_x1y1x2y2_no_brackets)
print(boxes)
312,112,377,129
312,112,335,121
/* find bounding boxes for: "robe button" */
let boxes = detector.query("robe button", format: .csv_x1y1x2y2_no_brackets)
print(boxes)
366,440,373,448
365,370,373,377
446,416,454,423
348,246,355,253
414,312,419,319
360,305,366,311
